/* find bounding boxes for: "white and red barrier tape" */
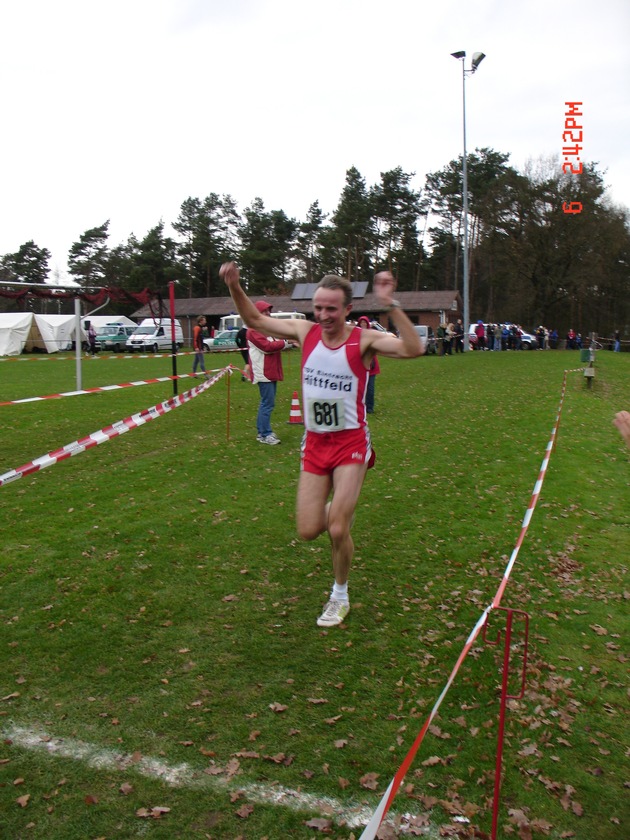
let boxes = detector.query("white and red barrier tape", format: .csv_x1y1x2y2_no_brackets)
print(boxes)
359,369,577,838
0,349,239,362
0,367,232,488
0,371,226,406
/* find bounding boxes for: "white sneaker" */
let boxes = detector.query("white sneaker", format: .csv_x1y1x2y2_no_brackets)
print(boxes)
317,600,350,627
260,433,281,445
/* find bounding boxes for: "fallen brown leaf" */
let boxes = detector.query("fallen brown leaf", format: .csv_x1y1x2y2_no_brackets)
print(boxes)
304,817,333,832
235,803,254,819
360,772,379,790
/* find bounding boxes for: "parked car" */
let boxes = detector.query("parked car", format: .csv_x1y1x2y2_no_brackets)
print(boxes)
413,324,437,354
205,329,238,350
468,323,537,350
94,323,136,352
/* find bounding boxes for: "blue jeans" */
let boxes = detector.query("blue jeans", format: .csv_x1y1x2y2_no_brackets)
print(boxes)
257,381,277,437
193,351,206,373
366,375,376,413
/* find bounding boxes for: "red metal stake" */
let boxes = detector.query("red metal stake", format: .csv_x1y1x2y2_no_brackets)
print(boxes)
226,366,231,441
483,607,529,840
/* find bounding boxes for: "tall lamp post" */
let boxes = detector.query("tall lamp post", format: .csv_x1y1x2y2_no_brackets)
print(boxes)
451,50,486,351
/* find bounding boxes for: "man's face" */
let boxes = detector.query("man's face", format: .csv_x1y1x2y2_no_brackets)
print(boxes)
313,288,350,336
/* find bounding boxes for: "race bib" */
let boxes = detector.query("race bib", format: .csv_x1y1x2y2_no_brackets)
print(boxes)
307,398,345,430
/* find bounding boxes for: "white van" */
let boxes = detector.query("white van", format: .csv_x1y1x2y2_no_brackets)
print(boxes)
219,311,306,331
126,318,184,353
271,311,306,322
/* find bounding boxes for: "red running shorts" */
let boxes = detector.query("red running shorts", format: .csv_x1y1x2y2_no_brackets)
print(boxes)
300,427,376,476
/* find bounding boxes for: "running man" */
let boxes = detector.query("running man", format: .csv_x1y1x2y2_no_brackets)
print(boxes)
220,262,426,626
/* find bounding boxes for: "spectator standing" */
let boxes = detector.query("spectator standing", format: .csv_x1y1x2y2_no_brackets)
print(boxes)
614,330,621,352
549,328,558,349
508,324,520,350
567,328,577,349
86,321,97,355
235,325,252,381
444,323,455,355
357,317,380,413
248,301,291,445
437,323,446,355
454,319,464,353
192,316,209,377
475,321,486,350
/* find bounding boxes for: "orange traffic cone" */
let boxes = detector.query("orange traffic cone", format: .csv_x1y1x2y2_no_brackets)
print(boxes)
288,390,304,424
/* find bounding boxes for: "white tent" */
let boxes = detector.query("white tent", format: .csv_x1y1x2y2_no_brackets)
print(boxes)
31,314,85,354
0,312,33,356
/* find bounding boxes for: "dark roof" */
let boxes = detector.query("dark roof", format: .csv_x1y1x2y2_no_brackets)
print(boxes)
132,290,462,320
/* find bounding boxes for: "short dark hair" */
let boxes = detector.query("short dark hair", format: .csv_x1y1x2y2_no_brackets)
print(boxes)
316,274,353,307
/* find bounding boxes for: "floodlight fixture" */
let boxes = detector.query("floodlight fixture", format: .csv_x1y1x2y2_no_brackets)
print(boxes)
451,50,466,59
471,51,486,71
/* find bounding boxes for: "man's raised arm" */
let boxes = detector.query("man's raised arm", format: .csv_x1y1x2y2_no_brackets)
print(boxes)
368,271,425,359
219,262,306,342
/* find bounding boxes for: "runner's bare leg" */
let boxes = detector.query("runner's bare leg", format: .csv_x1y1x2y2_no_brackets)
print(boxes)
327,464,368,584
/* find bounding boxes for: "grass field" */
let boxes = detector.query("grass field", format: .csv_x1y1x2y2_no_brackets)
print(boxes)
0,346,628,839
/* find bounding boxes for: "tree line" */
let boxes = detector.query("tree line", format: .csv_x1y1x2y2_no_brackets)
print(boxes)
1,149,628,336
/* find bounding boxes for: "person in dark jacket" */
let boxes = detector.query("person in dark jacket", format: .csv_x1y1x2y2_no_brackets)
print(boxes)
235,325,251,381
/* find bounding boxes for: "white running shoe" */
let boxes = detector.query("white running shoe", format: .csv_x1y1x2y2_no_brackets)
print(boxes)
317,600,350,627
260,433,281,445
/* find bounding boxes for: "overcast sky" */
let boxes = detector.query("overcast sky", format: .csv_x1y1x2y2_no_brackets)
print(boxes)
2,0,629,280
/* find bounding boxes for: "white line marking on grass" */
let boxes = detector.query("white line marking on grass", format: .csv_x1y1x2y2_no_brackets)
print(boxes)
2,723,389,830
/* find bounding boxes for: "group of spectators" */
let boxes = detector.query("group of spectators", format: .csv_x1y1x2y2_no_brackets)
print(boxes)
472,322,542,351
472,322,589,351
436,320,464,355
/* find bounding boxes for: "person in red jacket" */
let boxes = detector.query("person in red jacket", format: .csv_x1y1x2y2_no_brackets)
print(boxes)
247,300,291,445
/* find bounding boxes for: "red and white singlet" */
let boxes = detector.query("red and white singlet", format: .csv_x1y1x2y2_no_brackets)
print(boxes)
301,325,369,433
